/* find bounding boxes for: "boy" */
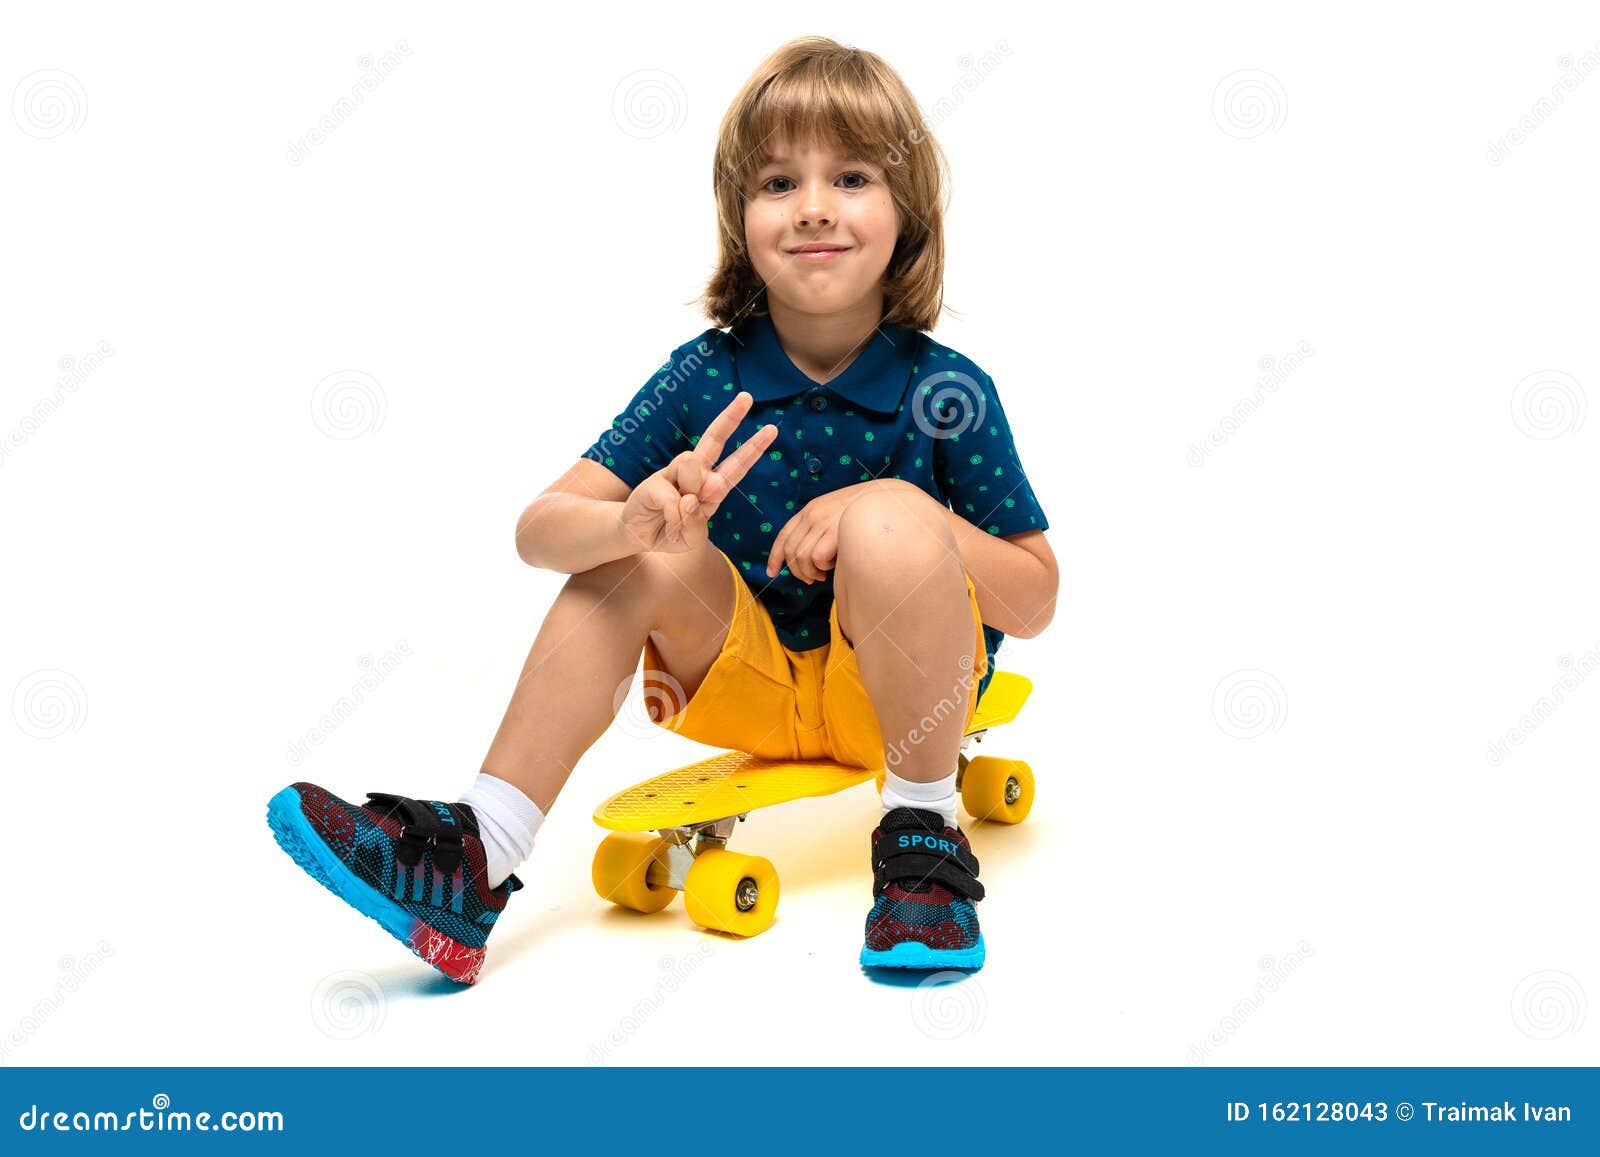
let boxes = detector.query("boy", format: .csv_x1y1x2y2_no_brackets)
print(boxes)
267,37,1056,982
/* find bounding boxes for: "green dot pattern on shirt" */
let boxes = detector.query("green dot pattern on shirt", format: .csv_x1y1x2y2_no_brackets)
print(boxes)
969,454,982,465
769,450,783,460
864,432,874,442
706,368,718,377
838,455,851,465
824,426,833,436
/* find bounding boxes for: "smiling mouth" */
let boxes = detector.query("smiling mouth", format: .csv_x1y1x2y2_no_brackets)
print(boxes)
790,247,851,263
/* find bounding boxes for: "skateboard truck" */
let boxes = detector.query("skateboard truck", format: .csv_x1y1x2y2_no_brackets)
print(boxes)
645,815,746,892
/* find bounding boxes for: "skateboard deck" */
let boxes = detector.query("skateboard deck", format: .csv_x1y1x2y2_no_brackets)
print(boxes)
594,669,1033,832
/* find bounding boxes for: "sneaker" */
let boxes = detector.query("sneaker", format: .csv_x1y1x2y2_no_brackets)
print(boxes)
859,807,986,970
266,782,521,985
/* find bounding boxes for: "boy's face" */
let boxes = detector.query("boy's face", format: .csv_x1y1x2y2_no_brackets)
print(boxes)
746,134,899,317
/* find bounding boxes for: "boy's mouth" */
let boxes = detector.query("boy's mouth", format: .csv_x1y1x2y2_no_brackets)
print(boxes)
788,243,852,264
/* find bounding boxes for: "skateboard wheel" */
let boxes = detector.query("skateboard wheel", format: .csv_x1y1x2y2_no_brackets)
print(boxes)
683,849,778,937
592,833,677,914
960,757,1034,824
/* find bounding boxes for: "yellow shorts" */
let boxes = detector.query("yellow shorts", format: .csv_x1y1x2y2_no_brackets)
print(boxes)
641,548,989,770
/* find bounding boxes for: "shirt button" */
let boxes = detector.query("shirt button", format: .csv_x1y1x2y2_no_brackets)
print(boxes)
804,456,823,475
806,393,828,412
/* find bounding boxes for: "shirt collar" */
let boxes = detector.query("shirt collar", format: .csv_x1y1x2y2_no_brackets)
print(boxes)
730,309,921,413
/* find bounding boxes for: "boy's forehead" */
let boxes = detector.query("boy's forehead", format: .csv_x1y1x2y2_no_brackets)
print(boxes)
758,134,867,167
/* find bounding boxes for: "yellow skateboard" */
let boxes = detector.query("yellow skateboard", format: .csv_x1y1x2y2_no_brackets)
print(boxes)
590,669,1034,938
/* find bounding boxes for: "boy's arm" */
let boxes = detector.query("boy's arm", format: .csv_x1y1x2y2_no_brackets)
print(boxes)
514,459,639,574
940,505,1058,640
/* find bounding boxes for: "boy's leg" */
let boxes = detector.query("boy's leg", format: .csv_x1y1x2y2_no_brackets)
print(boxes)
834,485,989,970
265,538,736,984
832,485,976,785
479,538,736,812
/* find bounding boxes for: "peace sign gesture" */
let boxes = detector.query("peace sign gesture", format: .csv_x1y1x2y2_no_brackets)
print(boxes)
618,391,778,554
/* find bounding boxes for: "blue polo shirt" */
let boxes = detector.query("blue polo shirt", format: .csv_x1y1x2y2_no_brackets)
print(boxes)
581,310,1050,705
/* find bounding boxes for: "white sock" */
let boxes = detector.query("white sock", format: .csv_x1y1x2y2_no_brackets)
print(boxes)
457,772,545,888
881,768,958,829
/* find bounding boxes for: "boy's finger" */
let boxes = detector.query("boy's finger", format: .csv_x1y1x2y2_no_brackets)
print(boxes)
673,451,704,499
692,390,753,468
715,422,778,490
765,518,794,576
695,471,728,518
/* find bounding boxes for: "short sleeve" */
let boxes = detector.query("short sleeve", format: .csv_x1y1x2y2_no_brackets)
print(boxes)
932,370,1050,537
579,349,701,490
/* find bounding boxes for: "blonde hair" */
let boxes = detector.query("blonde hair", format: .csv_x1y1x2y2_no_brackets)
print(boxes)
699,36,950,333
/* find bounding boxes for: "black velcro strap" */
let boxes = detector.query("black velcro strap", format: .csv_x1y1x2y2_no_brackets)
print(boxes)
366,792,471,872
872,829,984,902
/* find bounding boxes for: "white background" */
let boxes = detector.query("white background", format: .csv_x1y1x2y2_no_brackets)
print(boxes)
3,2,1596,1066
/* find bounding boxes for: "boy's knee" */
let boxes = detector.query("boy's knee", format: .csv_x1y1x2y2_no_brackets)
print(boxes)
838,485,955,569
567,542,721,615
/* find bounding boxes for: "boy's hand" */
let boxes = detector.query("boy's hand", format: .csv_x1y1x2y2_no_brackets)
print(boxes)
618,391,777,555
765,480,886,584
